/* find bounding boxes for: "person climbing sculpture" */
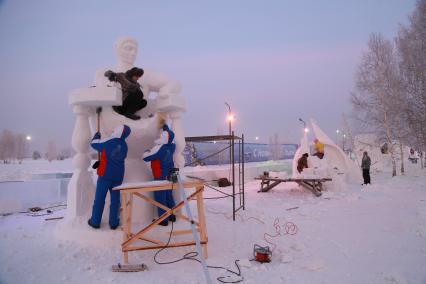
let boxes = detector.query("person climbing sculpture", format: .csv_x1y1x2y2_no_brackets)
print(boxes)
143,119,177,226
88,124,131,230
297,153,309,173
105,67,147,120
313,138,325,159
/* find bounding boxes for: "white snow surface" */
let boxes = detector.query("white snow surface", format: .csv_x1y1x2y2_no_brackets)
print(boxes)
1,160,426,284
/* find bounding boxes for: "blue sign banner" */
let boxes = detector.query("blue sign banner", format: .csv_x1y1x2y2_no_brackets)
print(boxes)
183,142,298,166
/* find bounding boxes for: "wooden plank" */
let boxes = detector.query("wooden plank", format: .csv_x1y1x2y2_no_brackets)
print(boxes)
139,236,166,246
133,192,170,212
127,193,133,238
114,181,203,192
259,180,282,192
196,185,208,258
297,181,322,197
121,192,129,264
255,177,332,182
171,229,196,236
124,241,208,252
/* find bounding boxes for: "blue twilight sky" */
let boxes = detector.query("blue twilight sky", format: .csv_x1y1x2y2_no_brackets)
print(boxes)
0,0,417,151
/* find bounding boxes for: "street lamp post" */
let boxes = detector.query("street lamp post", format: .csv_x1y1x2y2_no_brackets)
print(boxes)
225,102,233,172
343,133,346,153
26,135,32,159
299,118,309,133
225,102,232,137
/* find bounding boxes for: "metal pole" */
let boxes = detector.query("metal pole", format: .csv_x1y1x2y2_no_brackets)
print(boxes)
225,102,232,136
343,134,346,153
231,131,235,221
225,102,232,183
242,133,245,210
176,173,213,284
298,118,306,130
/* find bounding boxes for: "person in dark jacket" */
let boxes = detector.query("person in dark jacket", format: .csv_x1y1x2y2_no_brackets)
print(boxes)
297,153,309,173
105,67,147,120
361,151,371,185
88,124,131,229
143,123,176,226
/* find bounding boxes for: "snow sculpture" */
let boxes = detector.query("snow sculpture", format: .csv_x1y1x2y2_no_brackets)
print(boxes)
292,119,362,184
292,131,309,177
67,37,186,224
310,119,362,183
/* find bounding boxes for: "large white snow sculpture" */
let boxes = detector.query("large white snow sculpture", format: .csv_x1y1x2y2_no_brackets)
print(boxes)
67,37,186,224
309,119,362,184
292,119,362,185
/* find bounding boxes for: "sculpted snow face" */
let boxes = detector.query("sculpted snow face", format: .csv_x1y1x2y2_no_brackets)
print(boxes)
114,37,138,69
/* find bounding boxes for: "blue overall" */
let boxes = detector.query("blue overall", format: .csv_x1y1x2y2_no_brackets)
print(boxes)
89,125,131,227
143,125,176,218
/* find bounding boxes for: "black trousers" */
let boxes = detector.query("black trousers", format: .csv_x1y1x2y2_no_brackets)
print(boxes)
114,91,147,115
362,169,371,184
313,152,324,159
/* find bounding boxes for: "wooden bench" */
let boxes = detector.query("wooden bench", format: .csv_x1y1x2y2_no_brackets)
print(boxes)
113,180,208,264
255,175,332,197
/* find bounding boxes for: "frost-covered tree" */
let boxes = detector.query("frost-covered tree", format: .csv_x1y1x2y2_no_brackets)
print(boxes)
396,0,426,167
0,130,16,163
58,147,72,160
268,133,282,160
351,33,404,176
46,140,57,162
32,150,41,160
15,133,28,162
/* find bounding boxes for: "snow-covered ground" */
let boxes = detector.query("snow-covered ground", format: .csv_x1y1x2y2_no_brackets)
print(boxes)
0,160,425,283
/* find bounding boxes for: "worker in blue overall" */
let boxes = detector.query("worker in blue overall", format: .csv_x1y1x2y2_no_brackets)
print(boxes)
143,123,177,226
88,124,131,230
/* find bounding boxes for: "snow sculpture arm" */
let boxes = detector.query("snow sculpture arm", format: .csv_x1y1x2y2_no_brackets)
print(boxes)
141,70,186,168
141,70,182,99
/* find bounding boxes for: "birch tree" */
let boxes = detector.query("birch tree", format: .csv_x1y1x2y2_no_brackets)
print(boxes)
351,33,404,176
46,140,57,162
0,130,16,163
396,0,426,167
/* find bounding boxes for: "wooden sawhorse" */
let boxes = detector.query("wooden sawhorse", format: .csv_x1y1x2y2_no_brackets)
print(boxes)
113,180,208,264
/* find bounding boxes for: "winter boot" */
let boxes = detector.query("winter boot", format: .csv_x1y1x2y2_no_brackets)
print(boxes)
158,219,169,226
88,219,100,229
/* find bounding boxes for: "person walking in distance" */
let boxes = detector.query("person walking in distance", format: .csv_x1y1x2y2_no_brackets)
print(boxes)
361,151,371,185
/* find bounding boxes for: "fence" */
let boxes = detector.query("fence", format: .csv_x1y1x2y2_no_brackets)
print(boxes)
183,142,298,166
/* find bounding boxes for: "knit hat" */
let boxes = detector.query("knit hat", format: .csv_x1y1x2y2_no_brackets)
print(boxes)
125,67,144,78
